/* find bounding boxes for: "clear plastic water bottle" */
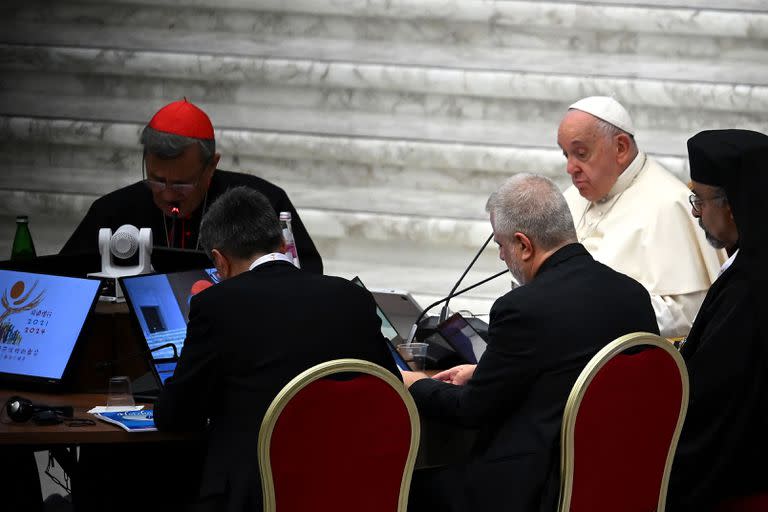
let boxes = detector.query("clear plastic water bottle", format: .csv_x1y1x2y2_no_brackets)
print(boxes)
279,212,300,268
11,215,36,261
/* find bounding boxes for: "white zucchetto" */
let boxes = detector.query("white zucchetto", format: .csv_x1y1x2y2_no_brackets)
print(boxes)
568,96,635,136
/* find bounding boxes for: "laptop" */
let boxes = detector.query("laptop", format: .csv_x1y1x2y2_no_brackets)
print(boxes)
351,277,411,371
0,269,102,390
119,267,221,399
435,313,487,364
368,287,424,339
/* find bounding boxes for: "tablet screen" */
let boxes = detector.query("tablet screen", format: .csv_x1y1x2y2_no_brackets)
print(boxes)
437,313,487,364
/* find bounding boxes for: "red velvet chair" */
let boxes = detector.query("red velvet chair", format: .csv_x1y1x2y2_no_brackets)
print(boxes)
557,332,689,512
715,493,768,512
257,359,420,512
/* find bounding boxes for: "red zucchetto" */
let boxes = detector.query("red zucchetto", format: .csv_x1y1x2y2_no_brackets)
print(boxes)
148,99,214,140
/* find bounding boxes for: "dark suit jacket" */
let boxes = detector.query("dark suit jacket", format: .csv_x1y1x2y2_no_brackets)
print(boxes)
668,253,768,511
60,169,323,274
154,261,400,511
410,243,658,512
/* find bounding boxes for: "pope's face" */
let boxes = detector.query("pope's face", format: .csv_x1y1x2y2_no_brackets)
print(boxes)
144,145,218,217
557,110,623,202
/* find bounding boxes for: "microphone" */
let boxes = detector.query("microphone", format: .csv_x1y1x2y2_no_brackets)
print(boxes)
95,343,180,372
439,233,495,324
406,268,510,343
168,204,181,248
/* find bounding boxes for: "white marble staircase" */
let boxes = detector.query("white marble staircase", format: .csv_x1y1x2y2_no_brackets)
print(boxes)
0,0,766,315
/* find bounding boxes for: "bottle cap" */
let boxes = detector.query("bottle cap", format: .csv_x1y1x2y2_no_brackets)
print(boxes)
16,216,28,223
279,212,292,221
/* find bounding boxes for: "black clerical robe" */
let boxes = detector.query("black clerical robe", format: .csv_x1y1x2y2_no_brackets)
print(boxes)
60,170,323,274
668,253,768,510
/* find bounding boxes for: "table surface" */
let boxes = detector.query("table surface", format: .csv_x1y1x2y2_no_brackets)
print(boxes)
0,389,198,445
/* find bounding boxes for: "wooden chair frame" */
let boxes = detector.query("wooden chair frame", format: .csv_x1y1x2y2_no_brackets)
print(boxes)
257,358,420,512
557,332,690,512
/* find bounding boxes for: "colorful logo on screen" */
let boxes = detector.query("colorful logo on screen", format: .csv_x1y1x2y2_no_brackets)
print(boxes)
0,280,46,345
187,279,214,307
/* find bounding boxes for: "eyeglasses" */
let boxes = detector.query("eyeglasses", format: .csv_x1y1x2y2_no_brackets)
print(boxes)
142,157,208,195
689,193,726,214
143,179,198,195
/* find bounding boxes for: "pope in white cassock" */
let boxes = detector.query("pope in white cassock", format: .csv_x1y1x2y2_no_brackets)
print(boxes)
557,96,724,338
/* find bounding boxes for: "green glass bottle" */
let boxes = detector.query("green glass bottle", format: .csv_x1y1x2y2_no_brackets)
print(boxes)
11,215,36,261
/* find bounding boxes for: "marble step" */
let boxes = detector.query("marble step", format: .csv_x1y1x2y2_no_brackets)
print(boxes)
0,97,692,183
0,163,494,221
575,0,768,10
5,0,768,61
2,22,766,92
5,70,765,135
0,137,563,196
0,186,493,247
1,36,765,138
15,0,767,16
0,114,572,182
0,113,687,174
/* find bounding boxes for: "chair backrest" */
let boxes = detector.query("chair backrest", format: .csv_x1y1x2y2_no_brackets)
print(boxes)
715,493,768,512
258,359,420,512
557,332,689,512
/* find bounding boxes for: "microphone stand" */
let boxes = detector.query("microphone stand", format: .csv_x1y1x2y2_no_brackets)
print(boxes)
169,206,180,248
407,268,510,343
439,233,494,323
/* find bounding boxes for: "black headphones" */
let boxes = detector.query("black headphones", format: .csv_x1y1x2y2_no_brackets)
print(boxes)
4,396,74,425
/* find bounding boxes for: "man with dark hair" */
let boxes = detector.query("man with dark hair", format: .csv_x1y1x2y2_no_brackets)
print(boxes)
153,186,400,511
667,129,768,511
61,99,323,274
404,174,658,512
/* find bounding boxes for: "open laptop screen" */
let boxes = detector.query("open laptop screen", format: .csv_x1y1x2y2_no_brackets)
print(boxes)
368,288,423,339
0,269,101,386
350,277,411,371
120,268,220,362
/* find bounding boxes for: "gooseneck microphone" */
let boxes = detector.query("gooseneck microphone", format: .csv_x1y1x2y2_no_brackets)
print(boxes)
168,204,181,248
406,268,510,343
439,233,495,324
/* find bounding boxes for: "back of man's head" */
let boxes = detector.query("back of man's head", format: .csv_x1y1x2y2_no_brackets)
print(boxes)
199,186,283,261
140,99,216,163
486,173,577,250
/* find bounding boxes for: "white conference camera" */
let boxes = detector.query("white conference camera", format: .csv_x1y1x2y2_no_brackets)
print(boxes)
88,225,153,301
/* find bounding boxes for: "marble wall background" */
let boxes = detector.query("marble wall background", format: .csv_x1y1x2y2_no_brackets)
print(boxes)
0,0,767,311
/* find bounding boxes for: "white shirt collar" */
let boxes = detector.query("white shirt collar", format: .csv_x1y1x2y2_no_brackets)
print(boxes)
718,248,739,277
598,151,646,203
248,252,295,271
